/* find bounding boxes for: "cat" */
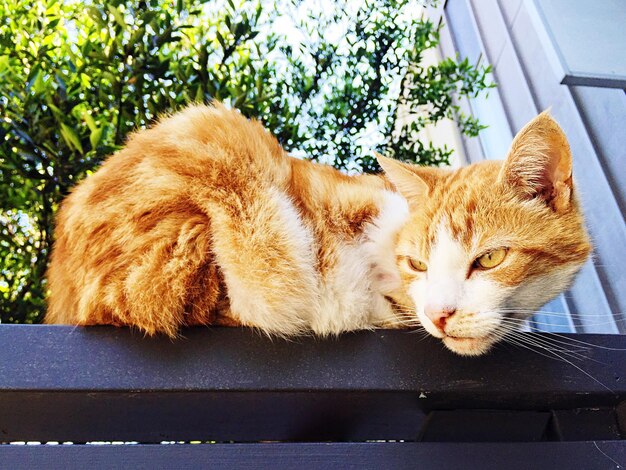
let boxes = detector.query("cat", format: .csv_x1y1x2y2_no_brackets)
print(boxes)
45,102,591,356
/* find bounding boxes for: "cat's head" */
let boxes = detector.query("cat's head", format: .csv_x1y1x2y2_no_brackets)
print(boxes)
378,112,591,356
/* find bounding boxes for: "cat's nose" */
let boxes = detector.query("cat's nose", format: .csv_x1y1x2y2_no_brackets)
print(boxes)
424,306,456,331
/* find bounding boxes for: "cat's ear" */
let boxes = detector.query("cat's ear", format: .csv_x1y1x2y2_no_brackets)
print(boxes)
375,153,429,202
499,111,573,212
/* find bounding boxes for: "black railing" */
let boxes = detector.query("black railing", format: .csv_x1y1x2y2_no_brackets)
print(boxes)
0,325,624,469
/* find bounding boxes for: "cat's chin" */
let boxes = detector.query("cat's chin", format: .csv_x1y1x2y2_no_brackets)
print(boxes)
442,334,498,357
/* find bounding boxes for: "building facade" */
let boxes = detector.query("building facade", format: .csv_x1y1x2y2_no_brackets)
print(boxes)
428,0,626,333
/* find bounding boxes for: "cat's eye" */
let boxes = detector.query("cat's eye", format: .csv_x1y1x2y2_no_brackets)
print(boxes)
406,257,427,272
474,248,508,270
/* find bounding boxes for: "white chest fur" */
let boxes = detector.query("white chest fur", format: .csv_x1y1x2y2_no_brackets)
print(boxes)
218,186,409,336
310,191,409,335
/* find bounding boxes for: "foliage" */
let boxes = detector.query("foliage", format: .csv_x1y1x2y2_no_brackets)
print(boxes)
0,0,493,323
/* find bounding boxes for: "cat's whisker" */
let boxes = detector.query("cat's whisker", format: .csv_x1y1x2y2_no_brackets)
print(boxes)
393,310,415,316
502,331,591,359
393,315,422,324
404,327,426,333
541,332,626,352
503,332,591,364
499,319,626,353
394,307,418,314
497,324,591,351
399,324,426,330
499,307,623,314
496,323,613,368
393,314,421,323
502,317,622,328
497,324,587,350
412,330,433,343
502,332,615,394
393,307,415,313
500,335,598,362
399,313,419,318
499,308,626,320
519,314,624,322
503,315,618,323
503,334,570,363
500,318,578,330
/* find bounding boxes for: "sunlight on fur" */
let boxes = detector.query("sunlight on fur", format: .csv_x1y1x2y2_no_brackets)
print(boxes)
45,103,591,356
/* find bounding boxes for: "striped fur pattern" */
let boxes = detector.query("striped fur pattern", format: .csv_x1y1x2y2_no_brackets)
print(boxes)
379,111,590,355
46,105,590,355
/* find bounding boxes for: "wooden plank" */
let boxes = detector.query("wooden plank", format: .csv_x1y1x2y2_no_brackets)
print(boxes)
1,442,625,470
0,326,624,442
0,390,427,442
0,326,624,394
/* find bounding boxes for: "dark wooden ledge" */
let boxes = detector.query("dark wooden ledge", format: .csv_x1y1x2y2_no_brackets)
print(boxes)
2,442,625,470
0,325,624,445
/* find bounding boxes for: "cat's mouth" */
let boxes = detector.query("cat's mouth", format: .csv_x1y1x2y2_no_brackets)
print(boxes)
442,333,500,356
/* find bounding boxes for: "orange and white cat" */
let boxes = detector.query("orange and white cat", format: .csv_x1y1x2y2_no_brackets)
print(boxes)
46,103,591,355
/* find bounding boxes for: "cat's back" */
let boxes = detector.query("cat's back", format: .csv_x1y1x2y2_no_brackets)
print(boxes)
55,103,290,220
46,103,292,332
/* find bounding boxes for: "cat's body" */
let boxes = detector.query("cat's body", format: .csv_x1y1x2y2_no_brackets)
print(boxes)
46,103,591,355
46,104,412,337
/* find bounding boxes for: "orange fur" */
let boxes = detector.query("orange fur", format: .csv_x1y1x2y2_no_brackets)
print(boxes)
46,105,590,355
46,103,399,337
380,112,591,355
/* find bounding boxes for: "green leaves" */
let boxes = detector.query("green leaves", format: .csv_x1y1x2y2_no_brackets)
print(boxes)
376,20,494,170
107,4,128,29
83,111,104,148
59,123,83,154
